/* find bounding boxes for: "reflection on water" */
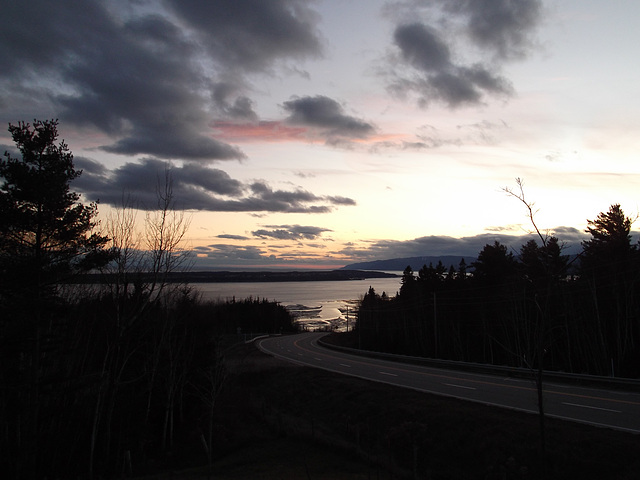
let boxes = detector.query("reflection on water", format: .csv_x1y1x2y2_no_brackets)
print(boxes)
192,276,401,331
284,300,359,331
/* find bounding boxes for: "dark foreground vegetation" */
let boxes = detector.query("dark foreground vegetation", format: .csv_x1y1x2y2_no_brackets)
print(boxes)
0,120,298,479
1,289,295,479
3,120,640,479
356,200,640,378
140,338,640,479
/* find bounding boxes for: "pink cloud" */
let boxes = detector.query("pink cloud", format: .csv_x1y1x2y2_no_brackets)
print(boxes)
211,121,310,143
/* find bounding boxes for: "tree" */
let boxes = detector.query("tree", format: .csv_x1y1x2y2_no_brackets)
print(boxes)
519,236,567,285
0,119,110,479
399,265,417,297
581,203,635,275
580,204,639,375
0,119,109,301
471,241,516,285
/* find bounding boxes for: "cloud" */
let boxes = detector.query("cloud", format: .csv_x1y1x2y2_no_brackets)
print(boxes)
382,0,543,108
74,157,356,213
368,119,509,152
440,0,544,60
191,243,350,269
211,82,259,121
282,95,376,143
216,234,250,241
339,229,588,263
188,227,594,270
389,23,513,107
209,95,379,148
393,23,451,72
0,0,325,161
202,244,270,262
252,225,333,241
211,121,308,143
164,0,323,73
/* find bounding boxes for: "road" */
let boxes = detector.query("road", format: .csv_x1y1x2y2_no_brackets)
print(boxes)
258,332,640,434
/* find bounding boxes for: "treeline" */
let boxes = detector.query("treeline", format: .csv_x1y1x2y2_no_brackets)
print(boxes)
2,286,295,479
356,204,640,378
0,120,296,479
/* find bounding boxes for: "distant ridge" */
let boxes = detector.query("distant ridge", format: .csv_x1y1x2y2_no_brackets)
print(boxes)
342,256,477,272
72,269,399,284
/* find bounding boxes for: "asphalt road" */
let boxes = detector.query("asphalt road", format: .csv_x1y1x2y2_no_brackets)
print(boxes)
257,332,640,434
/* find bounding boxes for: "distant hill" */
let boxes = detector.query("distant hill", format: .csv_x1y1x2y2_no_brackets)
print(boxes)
342,256,477,272
73,269,399,284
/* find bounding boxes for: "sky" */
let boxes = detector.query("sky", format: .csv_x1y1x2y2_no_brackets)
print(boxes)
2,0,640,269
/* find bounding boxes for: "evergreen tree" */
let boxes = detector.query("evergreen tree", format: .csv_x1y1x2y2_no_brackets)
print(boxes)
0,119,109,302
0,119,110,479
579,204,639,374
519,236,567,285
472,241,516,285
399,264,417,297
581,204,635,276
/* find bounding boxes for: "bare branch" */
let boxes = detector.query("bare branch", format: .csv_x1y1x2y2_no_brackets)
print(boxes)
502,177,547,247
144,168,193,303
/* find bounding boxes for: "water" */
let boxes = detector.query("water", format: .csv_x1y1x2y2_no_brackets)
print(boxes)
192,275,401,331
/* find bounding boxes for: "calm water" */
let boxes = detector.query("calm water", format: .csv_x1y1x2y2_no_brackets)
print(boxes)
192,275,401,331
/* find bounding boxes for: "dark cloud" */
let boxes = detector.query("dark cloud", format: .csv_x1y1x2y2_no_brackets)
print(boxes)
384,0,543,108
211,82,259,121
73,157,355,213
216,234,250,241
100,125,246,161
0,0,324,161
252,225,333,241
393,23,451,71
339,229,588,263
440,0,543,60
282,95,376,142
189,227,593,269
164,0,323,72
202,244,270,262
390,23,513,107
325,195,357,206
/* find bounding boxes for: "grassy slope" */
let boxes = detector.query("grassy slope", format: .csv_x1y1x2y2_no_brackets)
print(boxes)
142,336,640,480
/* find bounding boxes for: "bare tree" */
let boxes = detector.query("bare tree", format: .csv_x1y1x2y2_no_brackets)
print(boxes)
503,177,549,465
103,194,142,326
103,169,193,316
503,177,548,248
88,169,193,478
144,169,192,304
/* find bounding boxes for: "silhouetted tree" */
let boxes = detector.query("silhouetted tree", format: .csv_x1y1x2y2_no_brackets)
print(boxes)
0,119,110,479
457,258,468,281
399,265,417,297
579,204,639,375
0,119,109,301
519,237,567,285
581,203,634,276
472,241,516,285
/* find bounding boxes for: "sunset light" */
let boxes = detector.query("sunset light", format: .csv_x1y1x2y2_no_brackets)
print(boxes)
2,0,639,269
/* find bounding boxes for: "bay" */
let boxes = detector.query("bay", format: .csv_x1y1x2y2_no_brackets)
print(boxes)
192,275,402,331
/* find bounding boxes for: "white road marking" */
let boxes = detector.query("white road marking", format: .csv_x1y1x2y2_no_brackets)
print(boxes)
562,402,621,413
444,383,476,390
340,363,351,368
314,358,323,361
379,371,398,377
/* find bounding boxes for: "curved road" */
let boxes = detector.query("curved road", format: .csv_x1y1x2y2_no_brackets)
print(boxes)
258,332,640,434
